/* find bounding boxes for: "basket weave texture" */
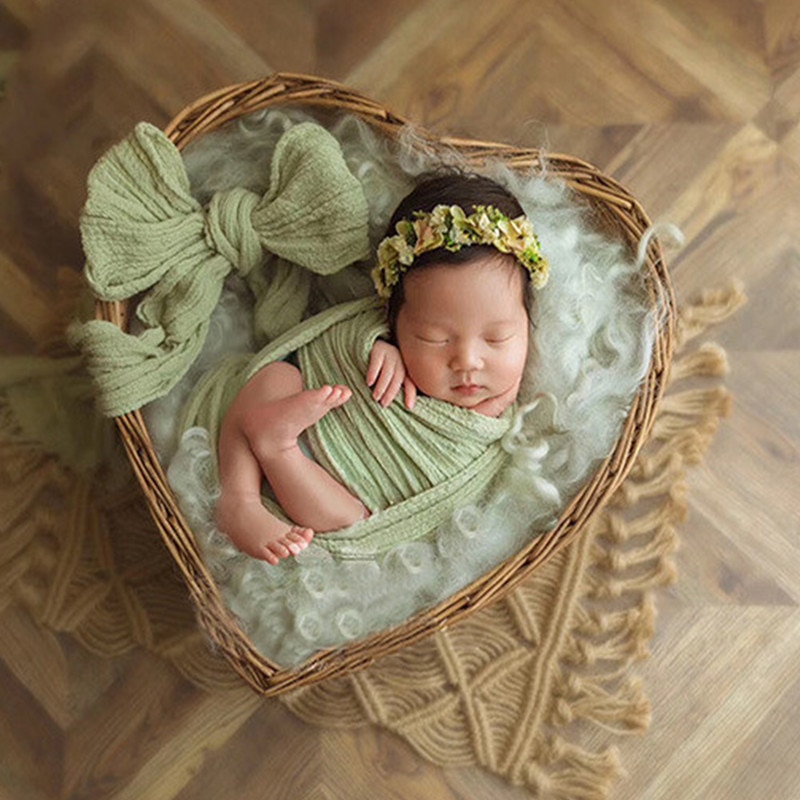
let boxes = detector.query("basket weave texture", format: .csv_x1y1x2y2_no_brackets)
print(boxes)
95,72,676,697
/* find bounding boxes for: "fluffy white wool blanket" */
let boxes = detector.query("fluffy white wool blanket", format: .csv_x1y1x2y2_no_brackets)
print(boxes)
144,109,659,666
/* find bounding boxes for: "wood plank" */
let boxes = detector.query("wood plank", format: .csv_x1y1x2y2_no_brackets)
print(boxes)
636,609,800,799
172,700,323,800
0,655,62,800
316,0,425,79
0,607,72,729
764,0,800,82
0,249,55,342
202,0,318,74
689,409,800,604
63,652,261,799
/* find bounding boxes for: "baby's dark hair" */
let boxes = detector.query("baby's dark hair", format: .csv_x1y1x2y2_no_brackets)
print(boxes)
384,171,534,337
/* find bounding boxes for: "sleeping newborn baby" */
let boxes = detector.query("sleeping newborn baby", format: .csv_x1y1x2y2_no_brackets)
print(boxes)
214,173,548,564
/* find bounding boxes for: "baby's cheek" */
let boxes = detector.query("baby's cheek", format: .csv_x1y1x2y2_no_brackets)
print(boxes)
509,341,529,379
403,350,443,398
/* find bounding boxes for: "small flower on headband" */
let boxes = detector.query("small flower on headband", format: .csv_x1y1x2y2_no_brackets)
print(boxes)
372,204,549,300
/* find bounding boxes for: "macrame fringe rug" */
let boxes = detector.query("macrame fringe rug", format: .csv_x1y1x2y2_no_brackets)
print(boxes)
0,283,744,799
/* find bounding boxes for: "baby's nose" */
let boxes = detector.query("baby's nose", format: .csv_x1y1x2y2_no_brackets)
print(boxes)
450,340,483,371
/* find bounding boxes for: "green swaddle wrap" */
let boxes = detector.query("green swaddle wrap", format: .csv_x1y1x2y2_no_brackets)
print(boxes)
72,121,370,416
179,297,512,560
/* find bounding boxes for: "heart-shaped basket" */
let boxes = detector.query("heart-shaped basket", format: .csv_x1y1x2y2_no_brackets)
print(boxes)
95,72,676,696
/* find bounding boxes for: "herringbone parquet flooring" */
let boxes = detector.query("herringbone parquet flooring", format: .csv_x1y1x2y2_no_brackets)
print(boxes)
1,1,798,798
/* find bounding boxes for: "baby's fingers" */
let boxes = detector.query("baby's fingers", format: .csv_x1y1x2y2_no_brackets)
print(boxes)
403,377,418,410
371,363,392,398
366,349,384,387
372,366,403,407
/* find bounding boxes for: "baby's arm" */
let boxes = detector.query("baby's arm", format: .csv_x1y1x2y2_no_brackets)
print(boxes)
366,340,418,410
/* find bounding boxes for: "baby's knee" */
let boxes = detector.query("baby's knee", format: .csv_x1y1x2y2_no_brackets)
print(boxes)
241,361,303,405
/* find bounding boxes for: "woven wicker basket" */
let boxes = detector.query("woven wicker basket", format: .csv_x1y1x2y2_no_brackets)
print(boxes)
95,72,676,696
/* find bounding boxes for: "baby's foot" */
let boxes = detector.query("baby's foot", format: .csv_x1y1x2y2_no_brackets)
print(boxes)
215,492,314,565
243,384,351,461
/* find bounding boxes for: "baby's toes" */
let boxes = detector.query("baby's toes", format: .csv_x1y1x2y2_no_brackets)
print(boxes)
286,527,314,553
318,384,351,408
296,526,315,543
264,539,292,562
261,546,281,566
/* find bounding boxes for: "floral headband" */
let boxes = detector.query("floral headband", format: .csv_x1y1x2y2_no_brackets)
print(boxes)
372,203,549,301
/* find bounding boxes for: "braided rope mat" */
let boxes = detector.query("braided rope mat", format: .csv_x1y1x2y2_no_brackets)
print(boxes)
0,285,743,799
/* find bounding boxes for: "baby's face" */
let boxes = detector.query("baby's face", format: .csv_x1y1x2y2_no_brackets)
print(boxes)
395,256,529,412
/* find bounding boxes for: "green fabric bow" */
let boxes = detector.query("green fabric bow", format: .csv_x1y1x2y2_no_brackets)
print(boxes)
71,121,370,417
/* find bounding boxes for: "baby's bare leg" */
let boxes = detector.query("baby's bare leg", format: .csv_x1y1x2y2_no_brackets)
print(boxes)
219,361,367,552
216,366,315,564
239,368,368,531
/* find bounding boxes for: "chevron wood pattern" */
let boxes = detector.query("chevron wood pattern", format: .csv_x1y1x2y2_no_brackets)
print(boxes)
0,0,798,798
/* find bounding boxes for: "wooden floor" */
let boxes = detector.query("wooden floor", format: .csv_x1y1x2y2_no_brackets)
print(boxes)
1,1,799,798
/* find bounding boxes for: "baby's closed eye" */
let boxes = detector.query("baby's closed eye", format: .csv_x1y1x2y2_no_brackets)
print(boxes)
416,335,449,345
484,330,517,345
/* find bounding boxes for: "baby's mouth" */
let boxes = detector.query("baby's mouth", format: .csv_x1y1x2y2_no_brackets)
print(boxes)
452,383,483,396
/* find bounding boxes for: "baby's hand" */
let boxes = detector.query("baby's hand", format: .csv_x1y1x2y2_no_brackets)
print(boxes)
366,340,418,410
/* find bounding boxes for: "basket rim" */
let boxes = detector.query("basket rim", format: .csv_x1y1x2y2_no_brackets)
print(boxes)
95,71,676,696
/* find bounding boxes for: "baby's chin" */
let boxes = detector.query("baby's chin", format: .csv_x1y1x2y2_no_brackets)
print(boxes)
449,392,488,409
443,387,519,416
